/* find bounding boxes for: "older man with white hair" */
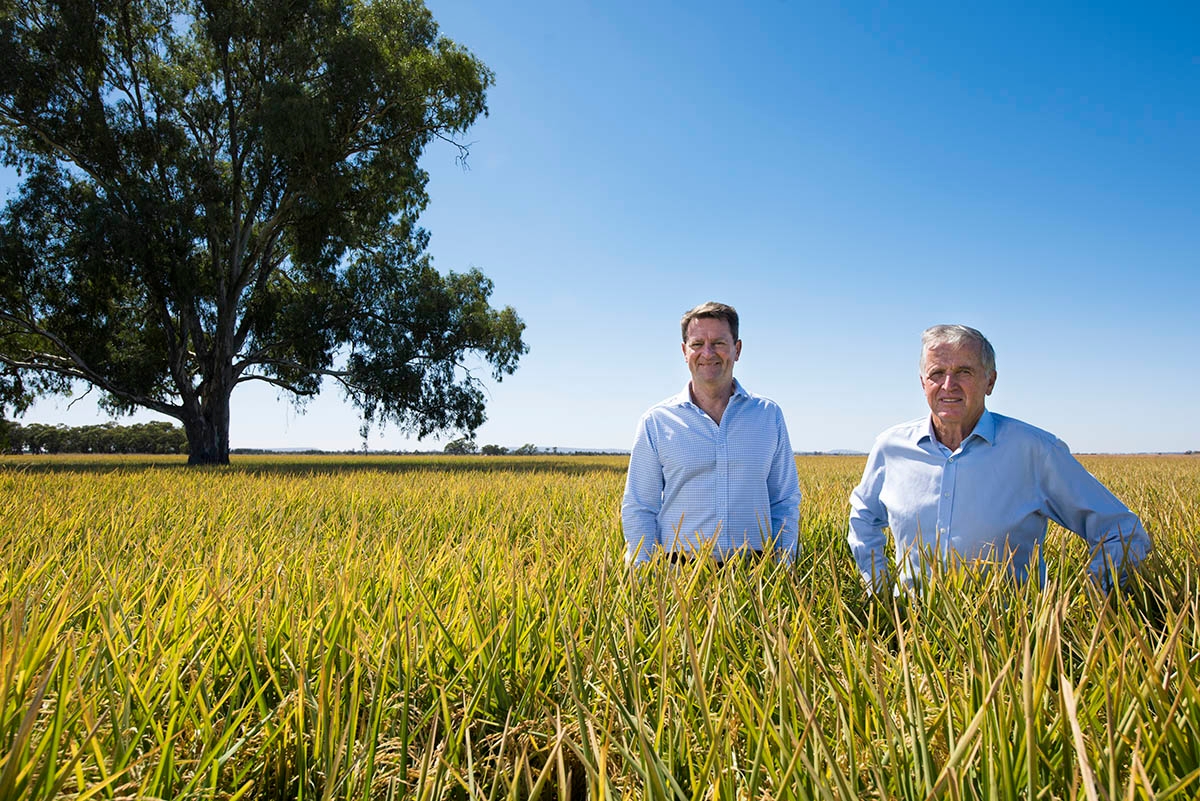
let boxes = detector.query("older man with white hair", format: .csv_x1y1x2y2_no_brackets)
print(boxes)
848,324,1150,593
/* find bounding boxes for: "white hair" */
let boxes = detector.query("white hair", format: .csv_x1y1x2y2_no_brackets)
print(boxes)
921,325,996,373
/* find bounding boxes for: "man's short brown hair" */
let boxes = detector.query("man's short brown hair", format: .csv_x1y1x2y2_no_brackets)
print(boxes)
681,302,739,342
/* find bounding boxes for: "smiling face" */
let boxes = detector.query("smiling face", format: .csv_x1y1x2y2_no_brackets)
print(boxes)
683,316,741,393
920,340,996,441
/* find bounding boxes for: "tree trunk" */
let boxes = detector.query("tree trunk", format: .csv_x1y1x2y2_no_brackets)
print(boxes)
183,392,231,465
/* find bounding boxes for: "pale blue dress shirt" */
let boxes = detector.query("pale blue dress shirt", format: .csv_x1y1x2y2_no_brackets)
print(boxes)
622,380,802,565
848,411,1150,592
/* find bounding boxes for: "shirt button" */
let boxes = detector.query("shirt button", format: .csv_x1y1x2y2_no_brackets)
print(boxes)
948,456,954,463
944,492,950,497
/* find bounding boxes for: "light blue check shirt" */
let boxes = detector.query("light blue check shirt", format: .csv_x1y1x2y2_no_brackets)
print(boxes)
848,411,1151,592
622,380,801,565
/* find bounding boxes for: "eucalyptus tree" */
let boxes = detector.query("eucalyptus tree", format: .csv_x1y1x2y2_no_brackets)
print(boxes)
0,0,525,463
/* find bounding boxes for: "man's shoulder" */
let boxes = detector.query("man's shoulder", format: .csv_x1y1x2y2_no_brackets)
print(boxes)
873,416,929,446
734,384,785,414
640,389,691,419
989,412,1062,449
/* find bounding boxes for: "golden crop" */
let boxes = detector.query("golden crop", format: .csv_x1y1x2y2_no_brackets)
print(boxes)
1,454,1197,799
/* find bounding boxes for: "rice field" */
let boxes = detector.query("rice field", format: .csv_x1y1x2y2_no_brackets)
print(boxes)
1,453,1198,799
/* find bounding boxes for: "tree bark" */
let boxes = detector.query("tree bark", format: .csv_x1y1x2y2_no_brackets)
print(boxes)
182,392,231,465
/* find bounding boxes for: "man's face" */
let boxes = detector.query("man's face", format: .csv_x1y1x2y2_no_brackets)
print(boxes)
683,317,741,389
920,340,996,432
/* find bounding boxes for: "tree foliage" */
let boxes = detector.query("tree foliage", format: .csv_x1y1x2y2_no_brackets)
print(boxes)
0,0,526,464
1,419,187,453
442,435,475,455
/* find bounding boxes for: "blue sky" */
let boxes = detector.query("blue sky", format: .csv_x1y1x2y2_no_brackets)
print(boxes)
9,0,1199,452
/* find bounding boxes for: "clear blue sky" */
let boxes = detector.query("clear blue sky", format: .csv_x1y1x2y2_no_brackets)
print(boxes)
10,0,1200,453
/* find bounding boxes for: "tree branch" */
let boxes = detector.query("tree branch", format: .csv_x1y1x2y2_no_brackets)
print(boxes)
234,373,320,396
0,348,180,419
233,357,352,380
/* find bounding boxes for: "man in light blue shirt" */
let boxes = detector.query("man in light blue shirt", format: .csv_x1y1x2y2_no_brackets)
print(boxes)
848,324,1150,593
622,302,801,566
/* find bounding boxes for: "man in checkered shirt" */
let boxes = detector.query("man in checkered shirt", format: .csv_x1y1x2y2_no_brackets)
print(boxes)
621,302,802,567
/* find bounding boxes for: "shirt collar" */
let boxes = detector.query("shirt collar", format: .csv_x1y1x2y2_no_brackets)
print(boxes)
914,409,996,447
671,378,748,408
970,410,996,444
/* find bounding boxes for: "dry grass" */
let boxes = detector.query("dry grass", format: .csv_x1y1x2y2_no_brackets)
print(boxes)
1,453,1197,799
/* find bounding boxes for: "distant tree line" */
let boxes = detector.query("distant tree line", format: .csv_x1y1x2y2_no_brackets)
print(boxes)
0,421,187,454
443,438,539,456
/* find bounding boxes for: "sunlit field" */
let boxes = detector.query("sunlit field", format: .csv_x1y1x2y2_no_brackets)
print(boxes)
2,453,1198,799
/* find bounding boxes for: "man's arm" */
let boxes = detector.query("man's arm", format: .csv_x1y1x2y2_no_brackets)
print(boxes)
1041,439,1152,589
621,415,664,566
848,442,892,594
767,406,802,563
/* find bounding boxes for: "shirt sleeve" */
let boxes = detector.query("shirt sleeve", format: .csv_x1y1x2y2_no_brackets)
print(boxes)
621,414,664,565
1039,438,1152,588
848,439,892,593
768,406,802,563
